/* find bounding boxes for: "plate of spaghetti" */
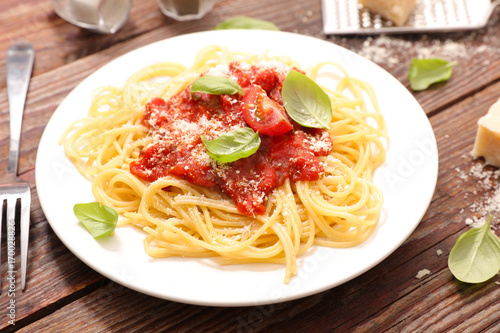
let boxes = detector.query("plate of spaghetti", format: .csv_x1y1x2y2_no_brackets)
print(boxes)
36,30,438,306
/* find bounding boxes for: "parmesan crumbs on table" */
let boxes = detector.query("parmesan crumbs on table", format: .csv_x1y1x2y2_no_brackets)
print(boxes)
416,269,430,279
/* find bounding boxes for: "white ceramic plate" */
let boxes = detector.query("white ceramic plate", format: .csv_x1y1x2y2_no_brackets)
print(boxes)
36,30,438,306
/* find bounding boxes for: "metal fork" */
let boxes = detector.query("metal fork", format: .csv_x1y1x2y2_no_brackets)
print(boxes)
1,41,34,292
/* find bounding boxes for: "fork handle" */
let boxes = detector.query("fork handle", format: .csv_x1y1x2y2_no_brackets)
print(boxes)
6,41,35,175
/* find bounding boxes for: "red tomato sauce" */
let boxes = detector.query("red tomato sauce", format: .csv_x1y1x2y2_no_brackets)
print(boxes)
130,61,332,216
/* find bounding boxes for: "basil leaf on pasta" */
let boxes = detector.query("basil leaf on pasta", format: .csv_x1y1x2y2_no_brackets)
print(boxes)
214,17,280,31
202,127,261,163
282,70,332,129
191,75,244,96
74,202,118,238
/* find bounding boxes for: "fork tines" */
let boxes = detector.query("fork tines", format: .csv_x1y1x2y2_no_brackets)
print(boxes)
1,182,31,292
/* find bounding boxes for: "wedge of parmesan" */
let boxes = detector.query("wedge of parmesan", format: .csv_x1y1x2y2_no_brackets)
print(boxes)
472,98,500,167
358,0,416,26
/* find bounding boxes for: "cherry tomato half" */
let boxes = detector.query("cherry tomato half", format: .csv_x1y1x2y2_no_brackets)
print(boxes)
241,85,293,136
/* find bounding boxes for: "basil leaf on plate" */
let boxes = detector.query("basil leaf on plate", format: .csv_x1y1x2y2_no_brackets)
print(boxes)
74,202,118,238
191,75,244,96
214,17,279,31
448,215,500,283
408,58,457,91
201,127,261,163
282,70,332,129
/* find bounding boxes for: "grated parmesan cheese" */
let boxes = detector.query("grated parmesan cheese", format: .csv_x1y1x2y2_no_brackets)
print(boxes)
305,130,333,154
204,64,238,81
455,160,500,228
357,34,499,70
256,60,292,78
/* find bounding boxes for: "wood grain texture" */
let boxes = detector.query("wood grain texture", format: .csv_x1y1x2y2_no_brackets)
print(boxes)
1,0,500,332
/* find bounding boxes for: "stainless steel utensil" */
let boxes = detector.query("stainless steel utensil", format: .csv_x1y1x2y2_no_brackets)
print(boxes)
1,41,34,291
322,0,500,35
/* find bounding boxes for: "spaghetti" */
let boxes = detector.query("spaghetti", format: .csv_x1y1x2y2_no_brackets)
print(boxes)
60,45,387,283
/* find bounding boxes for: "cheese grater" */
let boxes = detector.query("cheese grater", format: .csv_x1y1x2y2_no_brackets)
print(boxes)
322,0,500,35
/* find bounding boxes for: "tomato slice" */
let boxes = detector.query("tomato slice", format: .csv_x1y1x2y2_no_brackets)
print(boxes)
241,85,293,136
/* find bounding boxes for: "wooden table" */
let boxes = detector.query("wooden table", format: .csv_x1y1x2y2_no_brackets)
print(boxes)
1,0,500,332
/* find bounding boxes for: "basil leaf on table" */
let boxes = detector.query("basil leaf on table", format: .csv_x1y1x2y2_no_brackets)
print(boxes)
190,75,244,96
408,58,457,91
448,215,500,283
214,17,280,31
202,127,261,163
74,202,118,238
282,70,332,129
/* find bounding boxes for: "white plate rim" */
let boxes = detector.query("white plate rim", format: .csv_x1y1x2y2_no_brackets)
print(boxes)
36,29,438,306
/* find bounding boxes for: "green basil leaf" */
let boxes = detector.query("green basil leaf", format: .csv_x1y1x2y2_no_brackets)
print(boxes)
408,58,457,91
214,16,280,31
191,75,244,96
74,202,118,238
201,127,261,163
282,70,332,129
448,215,500,283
